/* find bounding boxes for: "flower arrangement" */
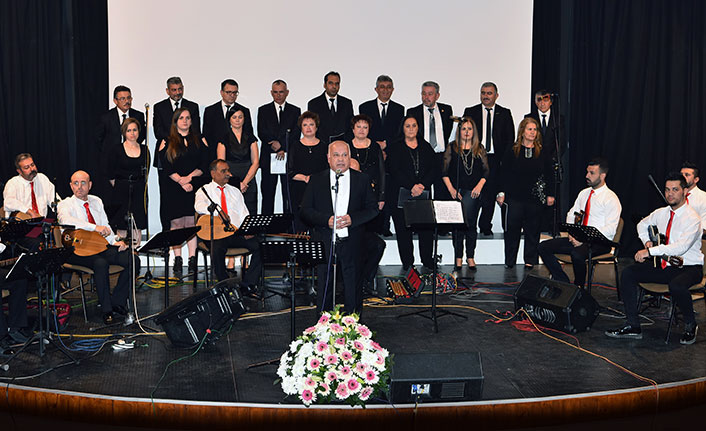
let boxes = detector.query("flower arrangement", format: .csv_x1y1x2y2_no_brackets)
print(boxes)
277,306,391,407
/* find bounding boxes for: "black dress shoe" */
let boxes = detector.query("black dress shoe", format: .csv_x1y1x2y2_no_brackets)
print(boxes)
382,230,393,237
239,283,259,298
173,256,183,276
680,324,698,345
103,312,115,325
188,256,198,273
453,265,462,272
8,328,29,344
468,265,477,271
0,336,15,356
605,325,642,339
112,305,128,316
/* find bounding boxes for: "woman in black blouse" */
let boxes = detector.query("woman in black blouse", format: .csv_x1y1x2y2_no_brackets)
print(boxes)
217,108,259,215
108,117,148,245
496,117,554,269
288,111,328,232
442,117,488,271
387,115,439,271
158,108,208,275
348,114,386,233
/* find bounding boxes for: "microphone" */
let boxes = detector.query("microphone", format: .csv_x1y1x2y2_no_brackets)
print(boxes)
144,102,150,109
335,168,343,179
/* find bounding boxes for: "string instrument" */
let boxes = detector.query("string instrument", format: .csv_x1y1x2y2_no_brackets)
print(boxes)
61,229,110,257
647,225,684,268
0,256,20,268
268,232,311,240
9,211,34,220
196,214,237,241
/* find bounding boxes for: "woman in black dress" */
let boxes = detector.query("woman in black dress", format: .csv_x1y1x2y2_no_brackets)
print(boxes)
442,117,488,271
288,111,328,232
158,108,208,275
217,108,259,215
387,115,439,271
496,117,555,269
108,117,149,245
348,114,385,224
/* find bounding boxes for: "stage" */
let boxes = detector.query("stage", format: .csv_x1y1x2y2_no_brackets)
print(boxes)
1,259,705,430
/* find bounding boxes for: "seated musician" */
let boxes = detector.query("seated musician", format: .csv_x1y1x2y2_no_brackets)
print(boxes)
606,172,703,344
538,158,621,287
681,161,706,234
0,240,30,356
57,171,140,325
194,160,262,295
2,153,59,251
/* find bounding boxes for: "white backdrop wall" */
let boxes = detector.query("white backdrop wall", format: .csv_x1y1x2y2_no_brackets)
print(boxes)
108,0,533,238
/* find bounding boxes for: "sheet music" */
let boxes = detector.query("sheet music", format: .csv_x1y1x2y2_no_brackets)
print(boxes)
270,154,287,174
433,201,464,224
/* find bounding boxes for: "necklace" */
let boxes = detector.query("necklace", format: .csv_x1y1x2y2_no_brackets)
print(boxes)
354,146,369,167
460,148,474,176
408,146,419,177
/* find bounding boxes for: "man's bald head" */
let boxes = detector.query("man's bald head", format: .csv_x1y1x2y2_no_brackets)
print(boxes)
327,140,351,174
69,170,92,201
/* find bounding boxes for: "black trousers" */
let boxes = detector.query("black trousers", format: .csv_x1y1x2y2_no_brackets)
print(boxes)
0,268,29,337
504,199,543,266
619,263,702,328
478,153,500,233
317,236,361,315
260,169,288,216
537,237,611,286
452,190,482,259
360,231,386,286
208,235,262,285
391,207,434,269
66,246,139,312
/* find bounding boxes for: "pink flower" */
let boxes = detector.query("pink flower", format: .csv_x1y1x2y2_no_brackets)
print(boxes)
365,369,378,383
301,389,314,402
340,366,352,377
370,341,382,351
319,381,330,394
326,371,338,381
308,358,321,370
359,387,373,401
330,323,344,334
325,354,338,365
341,351,353,361
318,314,330,325
334,337,346,346
347,378,360,392
353,341,365,351
355,362,367,374
342,316,356,326
315,341,328,352
375,353,385,366
304,377,316,388
336,382,349,399
357,325,371,337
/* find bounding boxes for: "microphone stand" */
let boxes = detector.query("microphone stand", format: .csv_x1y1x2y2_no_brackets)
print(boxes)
548,96,563,238
143,103,153,281
324,171,342,311
199,185,234,285
124,175,138,326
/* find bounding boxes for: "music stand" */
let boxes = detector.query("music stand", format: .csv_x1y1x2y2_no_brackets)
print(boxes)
560,223,619,294
2,247,77,368
248,240,325,369
398,200,468,333
137,226,201,309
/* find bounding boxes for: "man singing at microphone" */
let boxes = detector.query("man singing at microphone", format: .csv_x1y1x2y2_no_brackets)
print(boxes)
194,159,262,295
300,141,377,315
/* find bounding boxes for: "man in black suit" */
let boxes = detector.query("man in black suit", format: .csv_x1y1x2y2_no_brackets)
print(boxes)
464,82,515,235
95,85,146,201
153,77,202,229
257,79,301,215
300,141,377,315
524,90,566,234
359,75,405,236
307,71,354,144
202,79,254,159
407,81,454,201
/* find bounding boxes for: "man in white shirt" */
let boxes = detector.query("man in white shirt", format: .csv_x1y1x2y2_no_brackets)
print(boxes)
538,158,622,287
57,171,139,325
606,172,703,345
681,161,706,233
194,160,262,293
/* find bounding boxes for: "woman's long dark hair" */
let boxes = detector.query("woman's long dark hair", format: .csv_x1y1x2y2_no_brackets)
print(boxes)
166,108,199,163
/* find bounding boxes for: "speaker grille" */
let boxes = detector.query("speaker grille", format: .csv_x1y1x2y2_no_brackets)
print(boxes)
440,382,466,399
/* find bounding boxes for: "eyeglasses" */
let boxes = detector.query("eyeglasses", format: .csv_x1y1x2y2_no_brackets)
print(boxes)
223,90,239,96
116,96,133,102
535,95,551,102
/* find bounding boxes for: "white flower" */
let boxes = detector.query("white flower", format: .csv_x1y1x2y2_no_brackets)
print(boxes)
281,376,298,395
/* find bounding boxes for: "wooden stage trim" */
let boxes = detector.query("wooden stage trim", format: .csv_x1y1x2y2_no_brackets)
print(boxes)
1,379,705,429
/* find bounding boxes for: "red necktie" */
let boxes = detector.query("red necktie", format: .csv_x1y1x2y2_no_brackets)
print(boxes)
84,202,96,224
661,210,675,269
582,190,594,226
686,192,690,205
219,186,228,216
30,182,39,214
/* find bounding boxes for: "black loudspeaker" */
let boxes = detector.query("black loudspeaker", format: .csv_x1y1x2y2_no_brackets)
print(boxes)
389,352,483,403
514,275,599,333
154,279,245,348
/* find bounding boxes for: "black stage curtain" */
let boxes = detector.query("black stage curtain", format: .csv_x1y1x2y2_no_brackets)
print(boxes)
533,0,706,253
0,0,107,199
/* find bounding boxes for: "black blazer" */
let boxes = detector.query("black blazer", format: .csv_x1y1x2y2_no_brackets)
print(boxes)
300,169,378,240
152,98,201,168
202,101,254,148
463,104,515,158
256,101,301,170
96,107,146,152
524,111,566,159
406,103,454,146
358,99,405,144
307,93,354,143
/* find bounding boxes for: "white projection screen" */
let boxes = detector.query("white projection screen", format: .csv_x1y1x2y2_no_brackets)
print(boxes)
108,0,533,242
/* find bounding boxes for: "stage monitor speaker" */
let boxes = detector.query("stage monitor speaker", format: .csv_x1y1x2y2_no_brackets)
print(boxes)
154,279,245,348
514,274,599,333
389,352,483,403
